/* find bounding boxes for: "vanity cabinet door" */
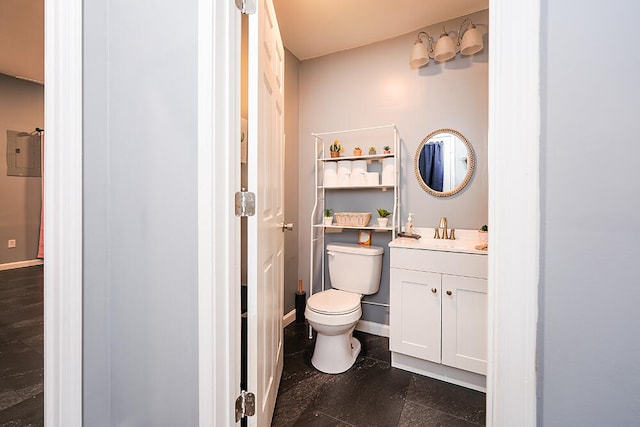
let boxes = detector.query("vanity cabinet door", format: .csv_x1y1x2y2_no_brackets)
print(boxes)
390,268,442,363
441,275,488,375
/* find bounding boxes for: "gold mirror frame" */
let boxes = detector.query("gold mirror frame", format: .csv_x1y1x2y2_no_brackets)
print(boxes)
414,128,475,197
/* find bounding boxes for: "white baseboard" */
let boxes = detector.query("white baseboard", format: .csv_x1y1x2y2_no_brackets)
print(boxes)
356,319,389,337
283,309,296,328
0,259,44,271
392,352,486,392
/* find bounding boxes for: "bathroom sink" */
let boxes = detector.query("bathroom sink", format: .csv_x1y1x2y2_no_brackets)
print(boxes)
389,228,488,255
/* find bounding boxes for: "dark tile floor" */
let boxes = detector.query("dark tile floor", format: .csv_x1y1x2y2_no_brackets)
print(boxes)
272,322,485,427
0,266,44,427
0,266,485,427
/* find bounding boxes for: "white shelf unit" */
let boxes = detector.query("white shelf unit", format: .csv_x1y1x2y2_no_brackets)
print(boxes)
309,124,400,306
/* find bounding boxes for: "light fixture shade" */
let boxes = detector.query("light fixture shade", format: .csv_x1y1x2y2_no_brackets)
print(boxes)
433,35,455,62
460,27,483,56
410,41,430,68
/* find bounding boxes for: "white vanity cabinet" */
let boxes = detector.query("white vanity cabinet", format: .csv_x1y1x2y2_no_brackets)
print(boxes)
441,274,487,374
389,244,488,391
390,268,442,362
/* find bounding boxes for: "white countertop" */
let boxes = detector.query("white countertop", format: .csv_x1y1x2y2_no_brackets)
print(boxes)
389,227,488,255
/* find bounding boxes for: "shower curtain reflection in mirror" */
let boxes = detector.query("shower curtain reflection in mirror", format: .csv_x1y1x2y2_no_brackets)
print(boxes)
418,141,444,192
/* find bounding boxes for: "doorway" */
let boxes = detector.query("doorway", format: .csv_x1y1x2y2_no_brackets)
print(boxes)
40,0,540,424
228,0,540,425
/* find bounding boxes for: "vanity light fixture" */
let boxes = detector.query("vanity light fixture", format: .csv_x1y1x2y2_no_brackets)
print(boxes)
410,19,484,69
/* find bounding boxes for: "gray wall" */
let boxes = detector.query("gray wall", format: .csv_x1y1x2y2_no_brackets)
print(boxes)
539,1,640,425
0,74,43,264
297,10,489,323
83,1,199,425
284,48,300,314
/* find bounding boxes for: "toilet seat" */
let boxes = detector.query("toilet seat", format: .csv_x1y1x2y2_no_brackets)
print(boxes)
307,289,361,315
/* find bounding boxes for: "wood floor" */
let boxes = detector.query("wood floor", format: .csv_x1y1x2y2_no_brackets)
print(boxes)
0,265,44,427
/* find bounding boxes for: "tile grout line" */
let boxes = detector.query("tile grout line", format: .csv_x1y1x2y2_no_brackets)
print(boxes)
313,409,357,427
403,398,486,426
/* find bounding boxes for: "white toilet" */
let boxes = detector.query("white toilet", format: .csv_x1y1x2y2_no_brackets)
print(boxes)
305,242,383,374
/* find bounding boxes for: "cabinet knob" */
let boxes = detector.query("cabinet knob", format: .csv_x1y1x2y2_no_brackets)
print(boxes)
446,290,452,296
431,288,437,293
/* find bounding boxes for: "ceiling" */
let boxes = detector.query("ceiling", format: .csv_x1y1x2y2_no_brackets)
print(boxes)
0,0,488,84
273,0,489,61
0,0,44,83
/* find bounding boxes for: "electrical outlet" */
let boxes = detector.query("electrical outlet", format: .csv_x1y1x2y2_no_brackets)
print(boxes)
8,239,16,249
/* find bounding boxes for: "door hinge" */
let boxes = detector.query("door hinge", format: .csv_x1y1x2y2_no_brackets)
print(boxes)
235,189,255,217
235,0,256,14
235,390,256,422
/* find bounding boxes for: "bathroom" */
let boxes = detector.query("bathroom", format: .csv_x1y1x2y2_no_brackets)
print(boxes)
255,1,490,424
263,4,489,325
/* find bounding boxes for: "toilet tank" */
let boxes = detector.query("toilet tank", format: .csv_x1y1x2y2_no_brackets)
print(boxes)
326,243,384,295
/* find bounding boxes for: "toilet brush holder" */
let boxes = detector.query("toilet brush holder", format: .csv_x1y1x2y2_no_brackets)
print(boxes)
295,279,306,323
295,291,306,323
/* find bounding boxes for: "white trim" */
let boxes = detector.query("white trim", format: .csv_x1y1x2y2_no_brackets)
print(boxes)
0,259,44,271
197,1,241,426
355,320,389,338
44,0,83,425
487,1,539,425
283,309,296,328
392,352,486,393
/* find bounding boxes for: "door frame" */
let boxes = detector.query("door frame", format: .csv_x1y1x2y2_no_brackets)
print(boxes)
44,0,83,425
196,1,241,426
45,0,540,425
486,0,540,425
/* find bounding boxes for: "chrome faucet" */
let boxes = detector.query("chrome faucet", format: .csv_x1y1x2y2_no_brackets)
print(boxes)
434,217,455,240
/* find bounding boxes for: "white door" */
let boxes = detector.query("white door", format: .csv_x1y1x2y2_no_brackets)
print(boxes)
441,275,487,375
246,0,285,425
389,268,442,363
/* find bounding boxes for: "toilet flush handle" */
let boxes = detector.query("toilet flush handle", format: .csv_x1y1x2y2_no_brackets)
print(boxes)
327,251,336,257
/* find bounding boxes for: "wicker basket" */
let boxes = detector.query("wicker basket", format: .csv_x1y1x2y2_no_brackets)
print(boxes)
334,212,371,227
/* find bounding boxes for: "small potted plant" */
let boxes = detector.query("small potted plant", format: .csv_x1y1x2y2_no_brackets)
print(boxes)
478,224,488,243
353,146,362,156
323,209,334,226
383,145,391,154
329,140,341,158
368,146,377,155
376,208,392,228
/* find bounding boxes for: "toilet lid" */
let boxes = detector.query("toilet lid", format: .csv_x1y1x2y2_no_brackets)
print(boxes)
307,289,361,315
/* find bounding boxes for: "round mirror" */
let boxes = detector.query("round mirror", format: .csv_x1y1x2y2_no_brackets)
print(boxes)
414,128,475,197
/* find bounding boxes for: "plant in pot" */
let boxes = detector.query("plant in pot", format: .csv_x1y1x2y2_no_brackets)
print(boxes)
478,224,488,243
353,146,362,156
323,209,334,226
383,145,391,154
368,146,377,155
329,140,341,158
376,208,392,228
